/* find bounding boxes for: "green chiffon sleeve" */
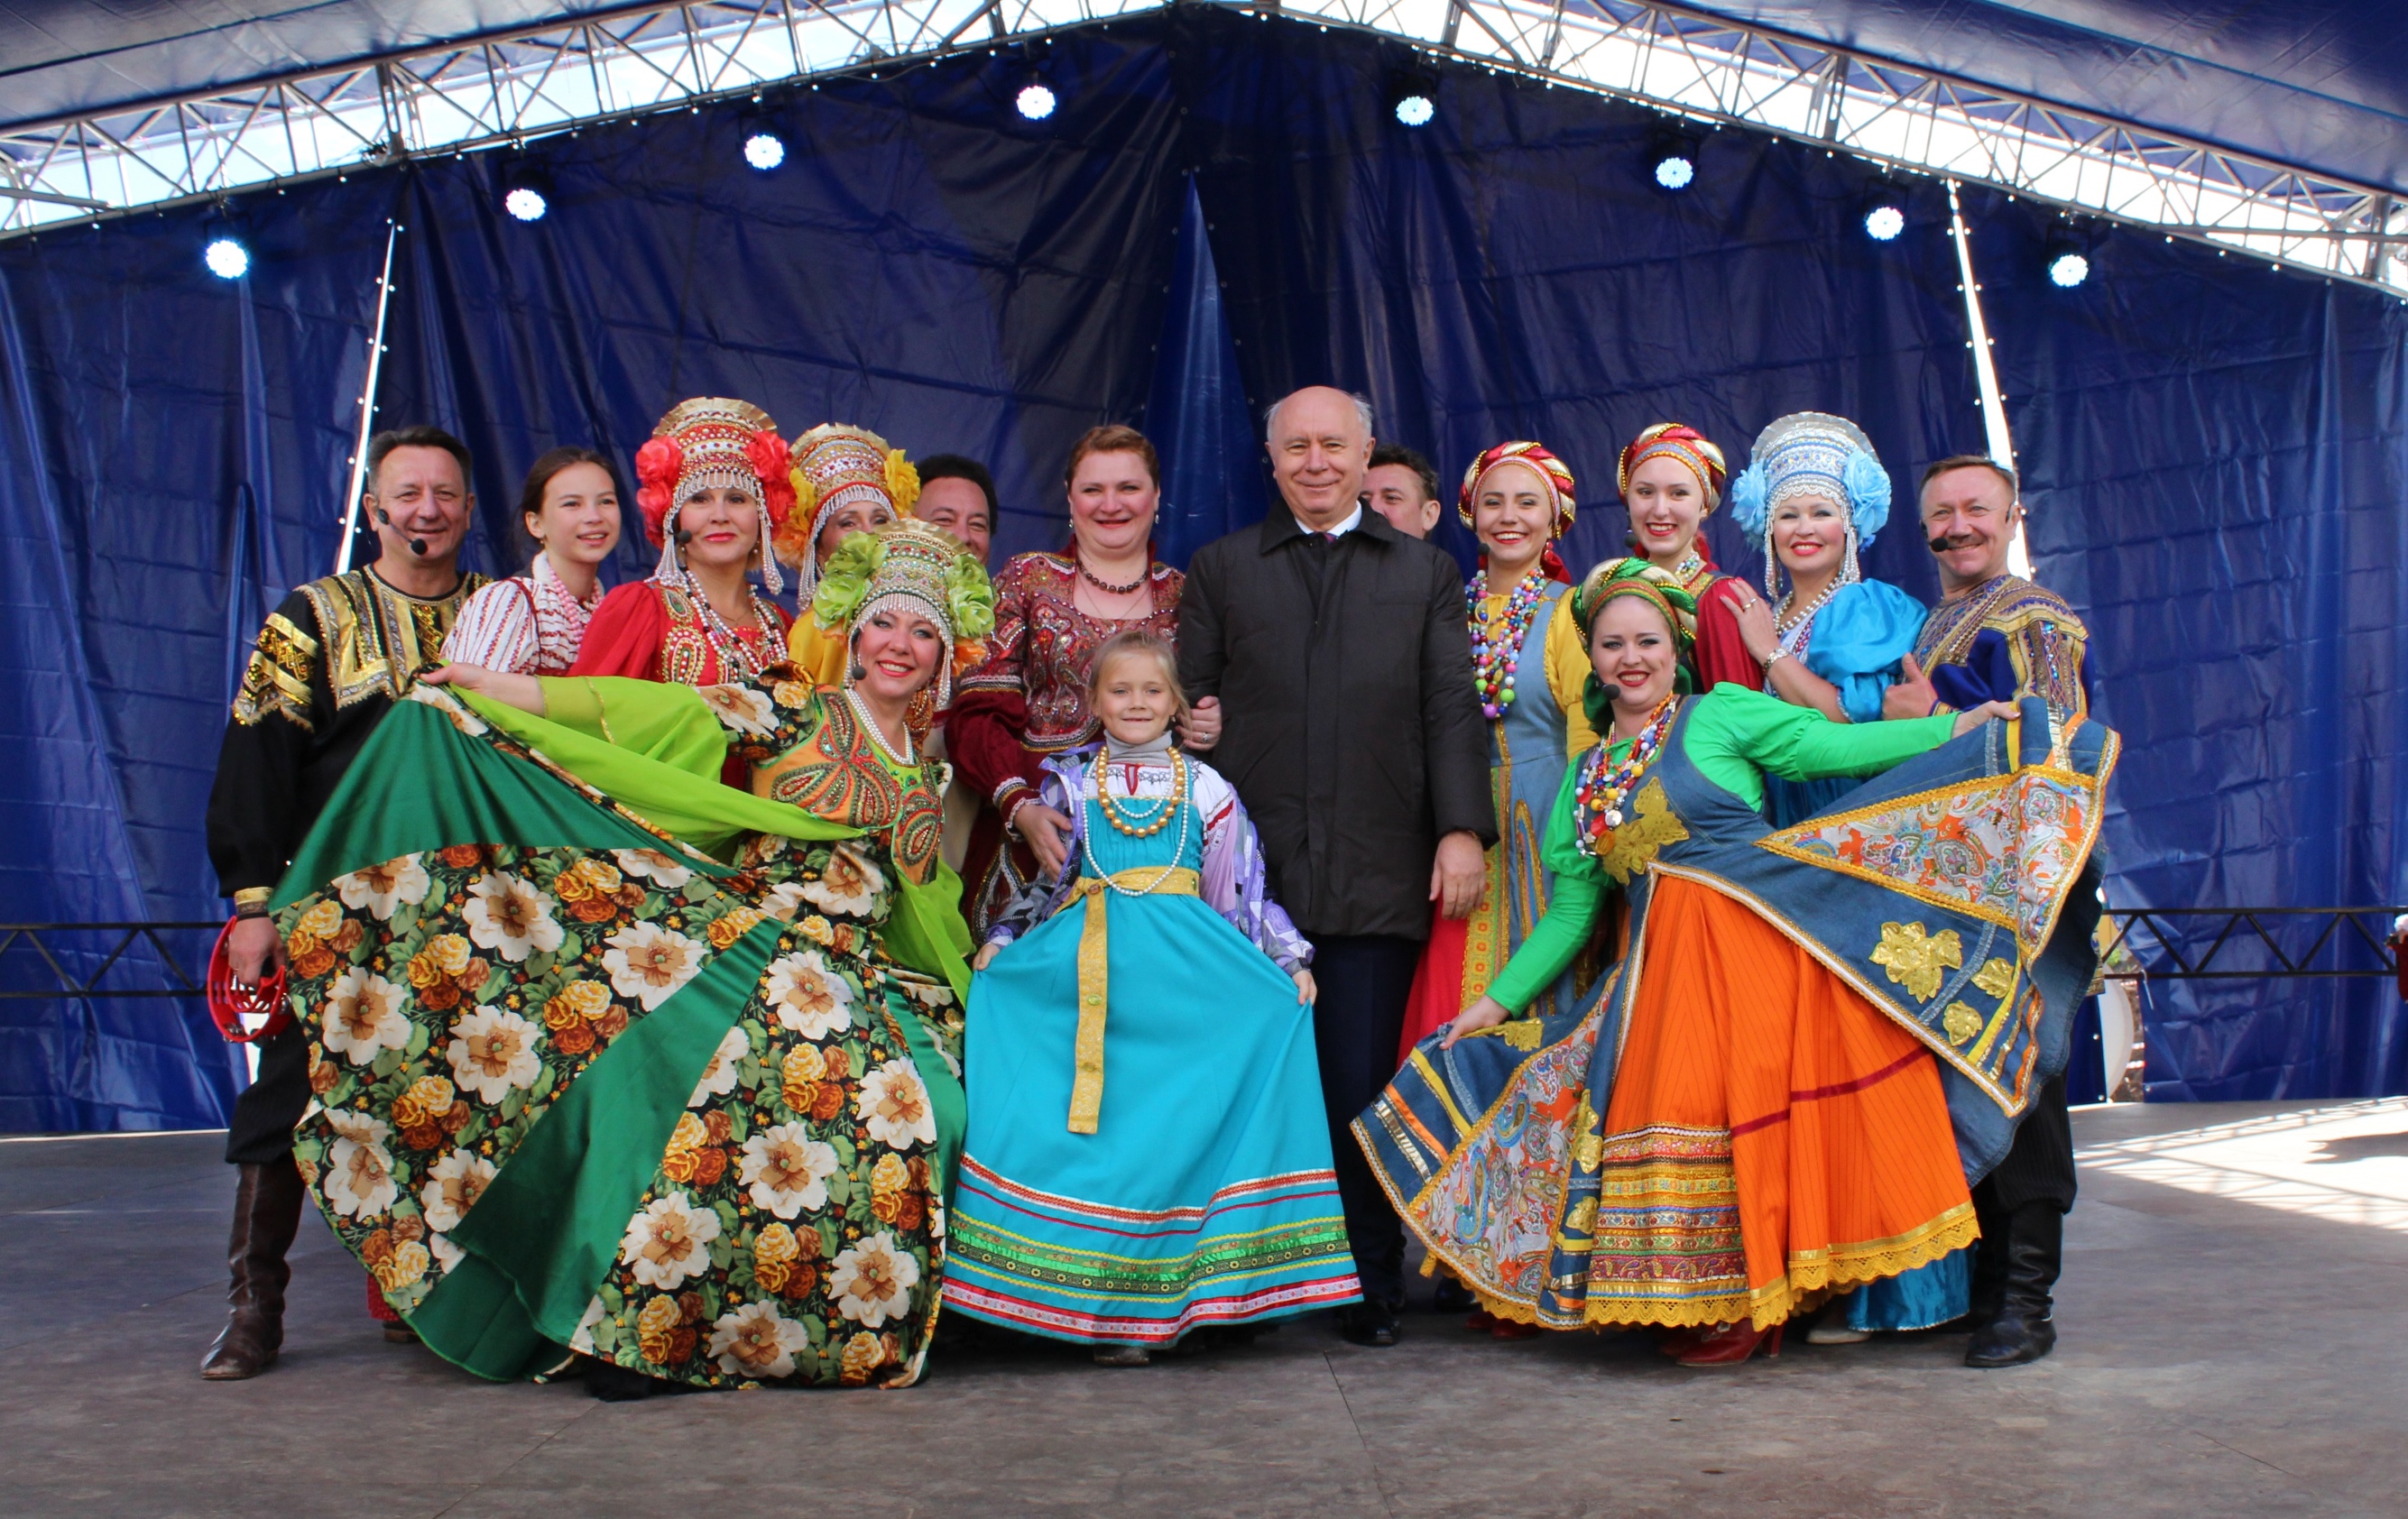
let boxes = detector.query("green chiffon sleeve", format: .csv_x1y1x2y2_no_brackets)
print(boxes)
1681,686,1958,811
1483,760,1612,1017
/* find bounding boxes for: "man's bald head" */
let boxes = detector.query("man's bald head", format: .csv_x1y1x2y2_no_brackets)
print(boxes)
1265,386,1377,531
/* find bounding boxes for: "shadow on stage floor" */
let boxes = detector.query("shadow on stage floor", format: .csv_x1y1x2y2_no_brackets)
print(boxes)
4,1100,2404,1518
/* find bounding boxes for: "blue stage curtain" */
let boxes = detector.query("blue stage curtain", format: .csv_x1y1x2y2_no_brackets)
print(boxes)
1970,188,2408,1098
0,12,2402,1126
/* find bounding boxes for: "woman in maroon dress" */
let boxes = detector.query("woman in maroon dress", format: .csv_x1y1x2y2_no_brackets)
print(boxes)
943,425,1221,937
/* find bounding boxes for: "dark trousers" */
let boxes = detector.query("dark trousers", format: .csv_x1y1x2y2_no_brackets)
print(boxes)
1979,1073,2077,1215
1971,1073,2076,1312
225,1026,312,1166
1308,933,1423,1306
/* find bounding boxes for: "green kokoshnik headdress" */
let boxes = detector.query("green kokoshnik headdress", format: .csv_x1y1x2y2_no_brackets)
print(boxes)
811,517,996,708
1571,556,1701,732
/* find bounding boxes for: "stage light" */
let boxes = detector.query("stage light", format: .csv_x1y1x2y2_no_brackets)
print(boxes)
503,164,551,223
1387,69,1440,127
743,131,786,171
1016,83,1057,120
2046,235,2090,287
1654,151,1694,190
203,235,250,280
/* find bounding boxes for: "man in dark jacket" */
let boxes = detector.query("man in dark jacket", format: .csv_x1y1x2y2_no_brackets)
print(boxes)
1178,386,1494,1346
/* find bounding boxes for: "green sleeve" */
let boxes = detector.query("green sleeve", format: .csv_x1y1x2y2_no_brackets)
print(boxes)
538,677,730,782
1485,761,1611,1017
1682,686,1958,810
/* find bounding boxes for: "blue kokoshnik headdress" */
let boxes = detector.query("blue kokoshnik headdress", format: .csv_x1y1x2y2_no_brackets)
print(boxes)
1729,410,1892,597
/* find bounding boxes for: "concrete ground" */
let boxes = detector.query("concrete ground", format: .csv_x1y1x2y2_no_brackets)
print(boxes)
5,1099,2405,1519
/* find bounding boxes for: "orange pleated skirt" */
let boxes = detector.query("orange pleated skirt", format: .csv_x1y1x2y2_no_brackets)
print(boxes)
1584,874,1976,1330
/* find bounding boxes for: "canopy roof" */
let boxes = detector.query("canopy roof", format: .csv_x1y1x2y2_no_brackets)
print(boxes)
8,0,2404,189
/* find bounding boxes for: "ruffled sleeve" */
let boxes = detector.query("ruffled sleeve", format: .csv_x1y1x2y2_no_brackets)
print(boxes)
1195,760,1313,972
1542,590,1598,757
1801,579,1926,723
567,582,667,679
983,759,1084,947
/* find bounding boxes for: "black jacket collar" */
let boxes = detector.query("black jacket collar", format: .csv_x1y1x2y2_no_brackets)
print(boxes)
1255,501,1399,555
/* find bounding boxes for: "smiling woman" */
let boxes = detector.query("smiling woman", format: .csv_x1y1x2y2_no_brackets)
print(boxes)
444,447,624,675
271,518,995,1397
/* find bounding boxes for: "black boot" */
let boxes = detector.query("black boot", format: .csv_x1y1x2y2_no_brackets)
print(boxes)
1965,1203,2061,1368
200,1156,307,1379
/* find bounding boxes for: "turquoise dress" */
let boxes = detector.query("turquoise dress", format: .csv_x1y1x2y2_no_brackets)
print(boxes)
1760,578,1965,1332
944,749,1361,1343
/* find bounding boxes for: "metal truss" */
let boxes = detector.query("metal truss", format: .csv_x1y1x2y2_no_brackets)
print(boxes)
3,0,2403,295
2099,908,2406,982
0,923,217,1000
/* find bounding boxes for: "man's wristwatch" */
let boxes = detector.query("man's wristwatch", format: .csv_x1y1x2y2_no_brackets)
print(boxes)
232,887,272,921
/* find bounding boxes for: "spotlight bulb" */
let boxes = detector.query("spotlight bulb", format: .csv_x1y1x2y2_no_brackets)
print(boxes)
743,131,786,171
1016,83,1057,121
503,185,549,222
1864,204,1905,242
2048,250,2090,288
1394,93,1435,127
1654,153,1695,190
203,236,251,280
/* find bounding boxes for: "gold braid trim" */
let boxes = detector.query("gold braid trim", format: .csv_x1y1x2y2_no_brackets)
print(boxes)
231,612,319,727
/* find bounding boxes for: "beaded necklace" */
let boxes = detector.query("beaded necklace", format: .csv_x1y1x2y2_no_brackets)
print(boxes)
844,688,917,768
1574,692,1681,851
681,566,781,684
1092,744,1187,838
1773,574,1844,648
1080,750,1192,898
1466,568,1548,720
1668,547,1711,594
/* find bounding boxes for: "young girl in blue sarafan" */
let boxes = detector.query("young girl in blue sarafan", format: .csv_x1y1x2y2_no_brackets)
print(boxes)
944,630,1362,1365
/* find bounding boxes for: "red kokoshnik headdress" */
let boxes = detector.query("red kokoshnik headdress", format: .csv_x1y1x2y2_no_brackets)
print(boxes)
1616,422,1729,512
634,397,796,594
1459,440,1576,582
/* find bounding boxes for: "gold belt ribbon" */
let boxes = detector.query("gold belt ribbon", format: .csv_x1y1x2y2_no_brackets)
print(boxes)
1052,866,1201,1134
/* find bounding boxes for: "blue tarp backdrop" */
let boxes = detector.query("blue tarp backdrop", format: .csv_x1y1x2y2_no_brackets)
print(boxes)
0,9,2400,1128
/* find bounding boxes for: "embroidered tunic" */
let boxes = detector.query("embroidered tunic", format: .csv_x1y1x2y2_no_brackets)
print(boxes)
571,579,793,688
208,565,486,899
1911,573,2090,721
441,556,604,675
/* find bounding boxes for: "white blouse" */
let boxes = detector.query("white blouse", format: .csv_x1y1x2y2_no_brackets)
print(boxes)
442,555,603,675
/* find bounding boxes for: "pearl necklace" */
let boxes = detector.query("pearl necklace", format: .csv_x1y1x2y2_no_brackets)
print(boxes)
1093,747,1187,838
1467,569,1548,720
1080,755,1192,898
1575,692,1681,850
844,688,916,768
1774,575,1844,645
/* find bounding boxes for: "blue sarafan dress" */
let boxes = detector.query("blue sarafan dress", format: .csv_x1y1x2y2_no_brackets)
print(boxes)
943,745,1361,1344
1761,577,1969,1333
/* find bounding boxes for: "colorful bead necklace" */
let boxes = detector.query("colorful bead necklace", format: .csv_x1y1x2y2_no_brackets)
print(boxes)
1574,692,1681,852
1669,547,1711,594
1092,745,1187,839
1466,568,1548,720
1081,752,1193,898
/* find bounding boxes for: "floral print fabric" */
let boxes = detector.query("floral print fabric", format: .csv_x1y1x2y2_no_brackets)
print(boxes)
284,681,963,1390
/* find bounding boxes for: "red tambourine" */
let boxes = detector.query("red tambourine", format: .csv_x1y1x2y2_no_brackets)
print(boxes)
208,918,294,1043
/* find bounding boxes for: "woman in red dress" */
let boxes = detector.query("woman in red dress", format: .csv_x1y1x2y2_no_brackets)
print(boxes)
573,397,797,689
1618,422,1759,693
943,425,1222,938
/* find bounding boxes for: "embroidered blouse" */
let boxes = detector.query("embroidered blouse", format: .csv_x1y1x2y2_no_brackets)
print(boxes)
1911,573,2090,722
442,555,604,675
982,749,1313,972
569,578,794,688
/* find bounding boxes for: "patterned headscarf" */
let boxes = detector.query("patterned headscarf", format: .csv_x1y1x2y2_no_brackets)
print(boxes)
773,423,924,603
1458,441,1576,540
1617,423,1729,512
1571,557,1701,732
1729,410,1892,593
633,397,796,594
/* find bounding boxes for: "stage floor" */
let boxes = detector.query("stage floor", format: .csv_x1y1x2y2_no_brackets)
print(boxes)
5,1099,2404,1518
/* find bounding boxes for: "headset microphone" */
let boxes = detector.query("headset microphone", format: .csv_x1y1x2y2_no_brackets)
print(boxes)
675,529,695,548
374,506,429,557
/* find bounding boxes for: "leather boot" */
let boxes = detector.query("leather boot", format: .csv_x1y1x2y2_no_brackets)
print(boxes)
1965,1203,2062,1368
200,1156,306,1380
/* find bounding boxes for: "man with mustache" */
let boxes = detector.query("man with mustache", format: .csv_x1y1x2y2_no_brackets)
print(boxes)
1884,454,2090,1370
200,426,486,1379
